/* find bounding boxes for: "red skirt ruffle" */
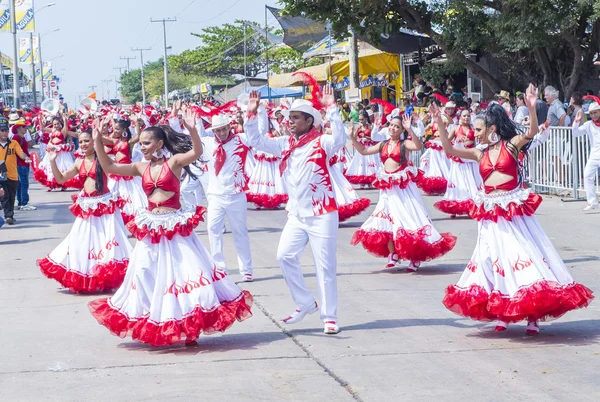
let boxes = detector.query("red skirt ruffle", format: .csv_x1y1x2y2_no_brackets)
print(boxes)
416,176,447,195
88,290,253,346
33,168,82,190
351,229,392,258
127,206,206,243
373,169,423,190
338,198,371,222
425,142,443,151
121,212,135,225
434,199,474,216
69,195,126,219
443,281,594,323
469,192,542,222
246,193,288,209
38,257,129,293
394,227,457,263
346,174,376,185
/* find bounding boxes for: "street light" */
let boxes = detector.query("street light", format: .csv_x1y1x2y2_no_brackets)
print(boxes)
37,29,60,102
37,2,56,13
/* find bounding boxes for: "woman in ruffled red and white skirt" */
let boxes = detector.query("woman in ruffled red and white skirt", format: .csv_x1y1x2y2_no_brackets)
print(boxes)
350,113,457,272
37,129,132,293
417,119,451,195
439,86,593,335
88,109,253,347
102,117,148,223
246,131,289,209
345,111,381,186
434,110,482,217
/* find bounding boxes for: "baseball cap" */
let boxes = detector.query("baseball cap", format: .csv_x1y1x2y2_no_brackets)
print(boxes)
0,117,9,131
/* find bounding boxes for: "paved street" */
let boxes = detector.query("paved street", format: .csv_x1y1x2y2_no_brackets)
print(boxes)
1,181,599,402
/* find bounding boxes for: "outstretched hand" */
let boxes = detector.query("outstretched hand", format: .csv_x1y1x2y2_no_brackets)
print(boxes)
47,145,58,161
401,114,412,131
182,108,197,131
319,84,335,107
428,102,442,124
524,83,538,109
247,90,261,115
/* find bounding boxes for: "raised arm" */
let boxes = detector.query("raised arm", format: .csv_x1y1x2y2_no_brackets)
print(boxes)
402,114,423,151
49,148,79,184
511,83,539,150
93,120,141,177
257,104,269,136
571,110,588,138
243,90,286,156
171,109,203,167
321,85,346,155
433,104,481,162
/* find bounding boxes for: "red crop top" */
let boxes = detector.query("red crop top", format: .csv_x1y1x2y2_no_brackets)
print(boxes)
479,142,519,193
112,140,132,163
455,125,475,148
50,130,65,144
142,159,181,211
78,159,109,195
380,140,402,164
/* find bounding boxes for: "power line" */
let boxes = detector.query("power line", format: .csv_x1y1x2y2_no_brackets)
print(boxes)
179,0,242,24
120,56,136,72
151,17,177,107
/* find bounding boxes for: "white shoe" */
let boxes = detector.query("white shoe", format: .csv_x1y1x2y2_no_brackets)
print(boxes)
324,321,340,334
582,204,598,211
282,302,318,324
241,273,253,282
526,320,539,335
406,261,420,272
19,204,37,211
386,253,399,268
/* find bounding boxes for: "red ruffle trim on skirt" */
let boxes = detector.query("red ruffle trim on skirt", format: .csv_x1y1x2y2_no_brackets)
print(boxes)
254,154,279,162
121,212,135,225
425,142,443,151
338,198,371,222
109,174,135,181
351,229,393,258
434,199,474,216
246,193,288,209
69,195,127,219
416,175,447,195
33,168,82,190
469,192,542,222
394,226,457,263
38,257,129,293
127,206,206,243
443,281,594,323
373,169,423,190
346,174,376,185
88,290,253,346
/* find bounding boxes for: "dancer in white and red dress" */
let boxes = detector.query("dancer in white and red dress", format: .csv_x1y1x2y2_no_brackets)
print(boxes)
103,118,148,224
246,128,289,209
350,113,456,272
33,116,79,190
441,85,593,335
434,109,482,217
345,111,381,186
38,130,131,293
245,84,345,334
89,109,252,347
417,118,451,195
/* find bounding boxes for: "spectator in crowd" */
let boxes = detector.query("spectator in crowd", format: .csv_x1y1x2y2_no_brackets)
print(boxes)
545,86,566,126
0,187,4,228
583,89,595,113
569,92,585,126
349,102,360,123
513,93,530,125
535,97,549,126
0,117,32,225
9,120,36,211
337,99,349,122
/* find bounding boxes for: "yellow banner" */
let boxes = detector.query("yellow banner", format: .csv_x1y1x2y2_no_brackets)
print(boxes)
0,0,35,32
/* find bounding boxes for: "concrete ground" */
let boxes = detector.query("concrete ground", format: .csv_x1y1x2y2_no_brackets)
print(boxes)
1,181,599,402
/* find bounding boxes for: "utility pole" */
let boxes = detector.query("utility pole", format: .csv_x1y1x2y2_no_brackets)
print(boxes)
131,47,151,106
37,33,44,101
243,21,247,90
348,27,359,90
102,79,112,100
264,6,271,101
88,85,97,95
113,66,125,99
30,33,37,107
151,17,176,108
120,55,136,72
10,0,20,107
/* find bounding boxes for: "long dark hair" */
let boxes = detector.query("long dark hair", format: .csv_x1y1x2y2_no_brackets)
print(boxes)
81,129,106,194
143,125,197,179
484,104,529,183
116,119,132,141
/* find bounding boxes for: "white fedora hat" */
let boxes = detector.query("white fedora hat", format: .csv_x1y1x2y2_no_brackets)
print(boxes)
211,114,231,130
589,102,600,112
282,99,321,127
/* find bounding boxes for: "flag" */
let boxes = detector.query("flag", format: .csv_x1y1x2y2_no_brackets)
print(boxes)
0,0,35,32
266,6,326,52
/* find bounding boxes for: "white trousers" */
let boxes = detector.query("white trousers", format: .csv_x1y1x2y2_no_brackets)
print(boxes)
277,212,338,323
207,192,253,276
181,164,209,208
583,150,600,206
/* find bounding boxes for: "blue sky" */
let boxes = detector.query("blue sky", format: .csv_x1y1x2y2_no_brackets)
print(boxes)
0,0,281,107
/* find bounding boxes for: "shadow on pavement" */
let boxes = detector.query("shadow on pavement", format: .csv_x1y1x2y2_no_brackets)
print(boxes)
465,319,600,346
563,256,600,264
1,237,55,245
370,262,466,276
117,331,287,355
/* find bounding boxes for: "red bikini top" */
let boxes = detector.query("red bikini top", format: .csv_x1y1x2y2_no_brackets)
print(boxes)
455,125,475,148
50,130,65,143
142,159,181,210
78,159,109,195
357,126,371,139
380,140,402,164
480,142,519,193
112,140,132,163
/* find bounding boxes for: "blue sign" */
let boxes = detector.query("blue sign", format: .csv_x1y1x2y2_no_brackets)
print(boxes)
16,9,34,30
359,75,375,89
0,9,10,29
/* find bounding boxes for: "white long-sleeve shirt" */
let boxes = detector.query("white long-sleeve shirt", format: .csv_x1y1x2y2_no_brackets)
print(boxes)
244,105,346,217
572,120,600,152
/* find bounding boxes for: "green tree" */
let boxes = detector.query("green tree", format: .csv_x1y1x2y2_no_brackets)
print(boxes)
279,0,600,97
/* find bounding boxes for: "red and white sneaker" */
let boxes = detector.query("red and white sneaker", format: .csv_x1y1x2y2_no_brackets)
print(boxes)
386,253,399,268
241,273,253,282
282,302,318,324
494,321,509,332
324,321,340,334
406,261,421,273
526,320,539,335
